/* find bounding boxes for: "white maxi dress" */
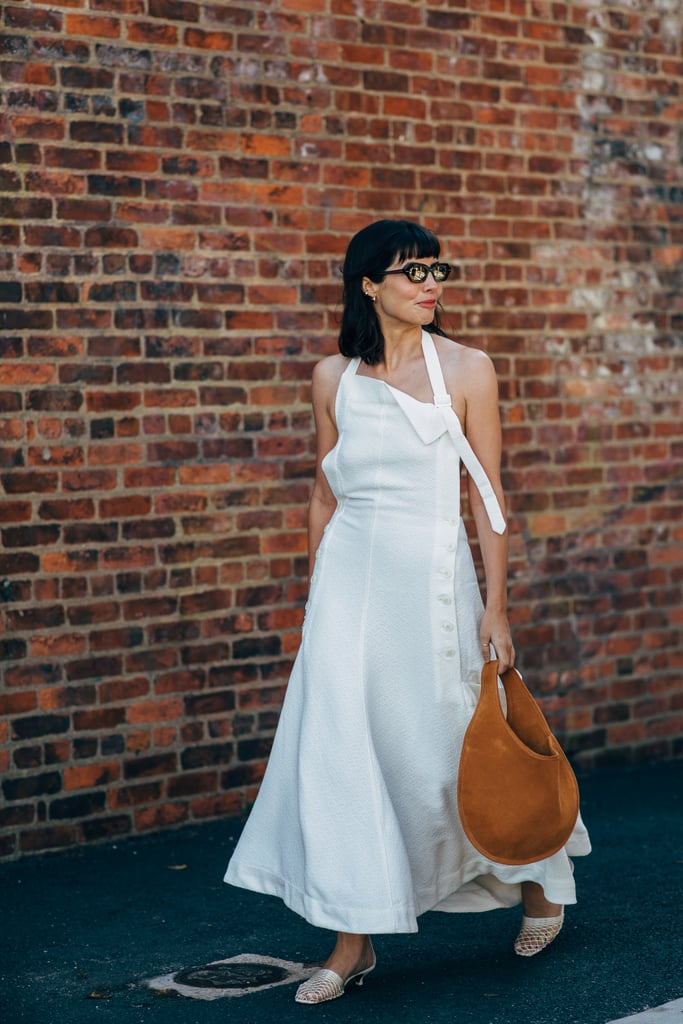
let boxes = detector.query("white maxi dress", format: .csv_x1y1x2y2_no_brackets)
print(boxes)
225,331,590,934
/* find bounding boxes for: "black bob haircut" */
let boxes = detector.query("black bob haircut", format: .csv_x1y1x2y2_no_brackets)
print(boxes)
338,219,450,365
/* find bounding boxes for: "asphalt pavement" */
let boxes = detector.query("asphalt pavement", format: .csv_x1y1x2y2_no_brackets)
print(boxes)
2,759,682,1024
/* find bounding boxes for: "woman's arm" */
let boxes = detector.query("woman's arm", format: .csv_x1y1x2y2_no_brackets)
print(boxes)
307,357,344,577
461,349,515,671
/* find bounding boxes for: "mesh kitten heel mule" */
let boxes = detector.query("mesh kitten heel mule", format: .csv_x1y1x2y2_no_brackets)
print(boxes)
514,910,564,957
294,946,376,1005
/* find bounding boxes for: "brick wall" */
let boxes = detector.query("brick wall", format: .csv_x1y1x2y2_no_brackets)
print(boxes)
1,0,682,860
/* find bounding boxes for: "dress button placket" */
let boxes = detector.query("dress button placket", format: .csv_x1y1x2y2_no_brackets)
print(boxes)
433,517,459,691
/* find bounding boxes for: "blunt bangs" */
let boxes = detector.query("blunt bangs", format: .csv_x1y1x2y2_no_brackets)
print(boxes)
341,220,442,284
389,223,441,268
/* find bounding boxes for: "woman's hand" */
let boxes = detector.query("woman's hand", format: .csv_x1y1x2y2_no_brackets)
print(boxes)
479,607,515,673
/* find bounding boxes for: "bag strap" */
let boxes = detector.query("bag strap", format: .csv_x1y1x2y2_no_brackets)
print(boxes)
421,331,507,535
484,659,556,755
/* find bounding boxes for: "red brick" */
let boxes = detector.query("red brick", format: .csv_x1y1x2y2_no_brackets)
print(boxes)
167,770,217,798
8,117,64,142
190,792,244,819
0,692,38,716
183,26,233,49
56,198,112,221
79,815,132,842
126,697,183,724
148,0,199,22
65,13,121,37
19,825,75,854
62,761,120,790
29,634,88,659
127,125,183,149
135,802,188,831
108,781,162,808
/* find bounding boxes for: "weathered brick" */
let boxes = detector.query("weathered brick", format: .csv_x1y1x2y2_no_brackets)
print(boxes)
13,746,43,769
148,0,199,22
11,714,69,739
180,743,233,769
79,815,132,842
0,805,35,829
1,638,28,661
184,691,236,716
63,763,120,790
0,689,37,718
123,753,177,780
134,802,188,831
3,772,62,800
9,601,65,637
19,825,74,853
49,791,107,819
237,737,274,763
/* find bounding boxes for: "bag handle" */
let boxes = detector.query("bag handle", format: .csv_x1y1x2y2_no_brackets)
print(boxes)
483,659,556,757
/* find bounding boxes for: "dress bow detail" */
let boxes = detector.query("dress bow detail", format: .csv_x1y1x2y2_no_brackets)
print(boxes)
383,387,451,445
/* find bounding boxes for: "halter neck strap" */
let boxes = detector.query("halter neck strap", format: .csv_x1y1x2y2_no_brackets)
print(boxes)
421,331,507,535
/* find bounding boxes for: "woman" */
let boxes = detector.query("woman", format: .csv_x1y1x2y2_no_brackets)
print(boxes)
225,219,590,1004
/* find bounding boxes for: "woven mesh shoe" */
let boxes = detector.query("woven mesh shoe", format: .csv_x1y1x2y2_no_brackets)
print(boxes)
295,947,376,1004
514,910,564,957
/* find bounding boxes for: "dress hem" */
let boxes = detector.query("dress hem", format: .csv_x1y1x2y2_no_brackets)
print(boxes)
224,837,590,935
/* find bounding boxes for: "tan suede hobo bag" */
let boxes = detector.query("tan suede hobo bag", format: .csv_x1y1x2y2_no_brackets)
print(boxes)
457,659,580,865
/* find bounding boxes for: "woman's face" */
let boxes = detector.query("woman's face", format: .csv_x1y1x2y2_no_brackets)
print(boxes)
363,256,444,329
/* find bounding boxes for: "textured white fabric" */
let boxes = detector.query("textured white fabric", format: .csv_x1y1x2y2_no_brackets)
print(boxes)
224,333,591,934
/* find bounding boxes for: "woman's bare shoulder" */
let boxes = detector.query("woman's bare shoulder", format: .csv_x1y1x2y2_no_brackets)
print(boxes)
312,353,349,389
313,352,349,377
433,335,496,390
311,354,350,411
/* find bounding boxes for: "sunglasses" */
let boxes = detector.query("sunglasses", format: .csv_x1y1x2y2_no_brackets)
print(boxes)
383,261,453,284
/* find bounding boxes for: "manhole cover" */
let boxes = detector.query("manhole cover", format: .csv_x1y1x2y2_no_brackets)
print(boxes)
174,962,289,989
147,954,314,1000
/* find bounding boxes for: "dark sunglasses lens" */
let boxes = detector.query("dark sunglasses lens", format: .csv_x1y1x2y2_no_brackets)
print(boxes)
404,263,451,282
406,264,427,282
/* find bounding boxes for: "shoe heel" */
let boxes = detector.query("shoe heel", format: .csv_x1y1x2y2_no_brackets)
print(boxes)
351,960,375,988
